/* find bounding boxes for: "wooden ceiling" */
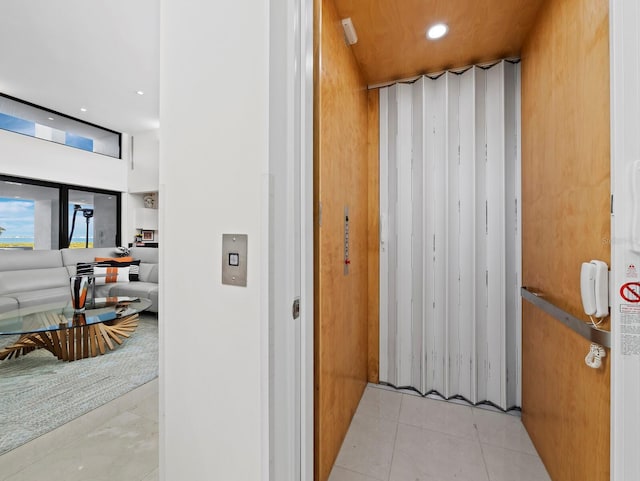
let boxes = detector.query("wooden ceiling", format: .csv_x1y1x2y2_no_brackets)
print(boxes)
333,0,547,85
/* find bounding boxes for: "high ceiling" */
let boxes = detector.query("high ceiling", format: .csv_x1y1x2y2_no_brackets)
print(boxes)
0,0,545,135
333,0,547,85
0,0,159,134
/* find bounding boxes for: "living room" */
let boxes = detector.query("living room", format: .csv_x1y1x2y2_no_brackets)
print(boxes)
0,0,161,478
1,0,286,477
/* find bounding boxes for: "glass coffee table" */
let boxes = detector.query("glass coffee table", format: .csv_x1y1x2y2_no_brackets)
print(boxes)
0,297,152,362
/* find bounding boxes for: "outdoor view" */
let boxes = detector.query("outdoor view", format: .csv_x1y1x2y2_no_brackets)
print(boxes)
0,197,94,249
0,197,36,248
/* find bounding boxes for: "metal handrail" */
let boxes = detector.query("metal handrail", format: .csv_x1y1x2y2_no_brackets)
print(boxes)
521,286,612,348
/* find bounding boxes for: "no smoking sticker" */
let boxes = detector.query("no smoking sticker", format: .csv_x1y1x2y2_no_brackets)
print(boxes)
620,282,640,303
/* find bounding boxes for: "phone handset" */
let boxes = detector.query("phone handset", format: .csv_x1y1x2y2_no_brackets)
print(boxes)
580,260,609,318
580,260,609,369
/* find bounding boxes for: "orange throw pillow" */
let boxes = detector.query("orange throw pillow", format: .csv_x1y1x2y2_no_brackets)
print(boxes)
95,256,134,263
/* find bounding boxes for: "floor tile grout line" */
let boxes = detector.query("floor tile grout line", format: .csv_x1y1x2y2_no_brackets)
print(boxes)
383,395,407,481
384,421,400,481
333,465,386,481
395,419,480,442
334,392,402,481
471,410,491,480
138,465,159,481
477,438,494,481
479,439,542,458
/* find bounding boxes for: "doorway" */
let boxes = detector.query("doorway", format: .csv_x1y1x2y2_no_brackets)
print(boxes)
378,62,521,411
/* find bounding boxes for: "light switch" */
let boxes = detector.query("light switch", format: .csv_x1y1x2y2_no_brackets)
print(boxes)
222,234,247,286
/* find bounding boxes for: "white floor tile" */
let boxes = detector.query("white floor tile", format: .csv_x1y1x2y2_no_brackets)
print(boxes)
472,408,538,455
1,378,552,481
355,386,402,422
129,392,159,423
331,386,553,481
482,444,552,481
398,394,478,440
329,466,382,481
4,411,158,481
389,423,489,481
334,413,398,480
141,467,159,481
0,381,158,481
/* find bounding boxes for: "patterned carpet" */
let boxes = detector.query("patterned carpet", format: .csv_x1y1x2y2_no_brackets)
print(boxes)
0,314,158,455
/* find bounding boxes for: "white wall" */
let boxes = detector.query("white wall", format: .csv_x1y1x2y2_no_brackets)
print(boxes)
0,127,127,192
160,0,268,479
129,129,159,193
125,130,160,245
610,1,640,480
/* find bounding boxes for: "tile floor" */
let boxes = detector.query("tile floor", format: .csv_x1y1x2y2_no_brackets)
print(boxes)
0,378,158,481
329,384,552,481
0,380,551,481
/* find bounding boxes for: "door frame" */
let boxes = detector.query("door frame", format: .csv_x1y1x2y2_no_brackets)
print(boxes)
300,0,314,477
267,0,314,478
610,0,640,479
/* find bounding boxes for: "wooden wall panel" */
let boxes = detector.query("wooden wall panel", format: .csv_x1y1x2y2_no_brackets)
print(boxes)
521,0,610,480
522,303,610,481
367,89,379,384
314,0,370,479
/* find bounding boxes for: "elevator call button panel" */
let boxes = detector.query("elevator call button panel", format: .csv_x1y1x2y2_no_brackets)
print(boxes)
222,234,247,287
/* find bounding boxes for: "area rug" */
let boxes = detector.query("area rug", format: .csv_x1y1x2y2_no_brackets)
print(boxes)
0,314,158,455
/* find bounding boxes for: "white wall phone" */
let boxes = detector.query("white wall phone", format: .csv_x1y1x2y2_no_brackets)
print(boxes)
580,260,608,369
580,260,609,318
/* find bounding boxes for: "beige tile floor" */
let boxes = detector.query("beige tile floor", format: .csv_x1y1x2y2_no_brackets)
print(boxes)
329,384,552,481
0,380,551,481
0,378,158,481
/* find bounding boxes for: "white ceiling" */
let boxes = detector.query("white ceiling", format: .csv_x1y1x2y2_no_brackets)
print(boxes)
0,0,159,134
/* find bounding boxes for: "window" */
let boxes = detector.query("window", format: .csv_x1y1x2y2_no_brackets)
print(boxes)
0,176,121,250
0,181,59,250
68,190,118,248
0,94,121,158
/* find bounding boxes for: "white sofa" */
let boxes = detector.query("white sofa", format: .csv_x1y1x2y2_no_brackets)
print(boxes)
0,247,159,314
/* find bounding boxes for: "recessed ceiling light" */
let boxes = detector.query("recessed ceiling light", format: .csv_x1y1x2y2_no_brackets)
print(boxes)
48,117,54,121
80,107,87,112
136,90,144,96
427,23,448,40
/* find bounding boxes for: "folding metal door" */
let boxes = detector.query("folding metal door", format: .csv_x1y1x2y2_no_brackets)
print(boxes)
379,60,521,410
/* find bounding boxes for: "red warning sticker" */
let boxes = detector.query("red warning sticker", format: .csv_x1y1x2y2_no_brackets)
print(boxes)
620,282,640,303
